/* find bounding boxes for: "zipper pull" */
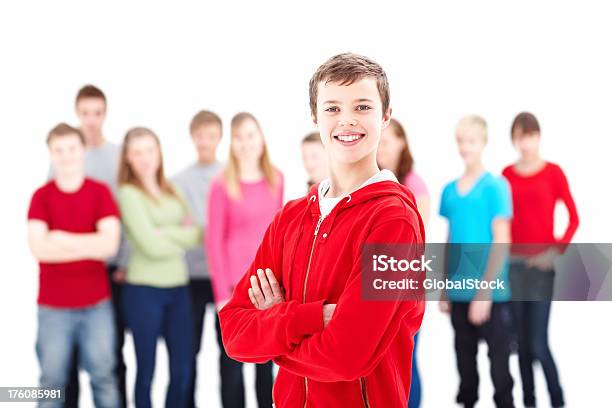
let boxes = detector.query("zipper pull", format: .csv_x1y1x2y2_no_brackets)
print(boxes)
314,215,324,236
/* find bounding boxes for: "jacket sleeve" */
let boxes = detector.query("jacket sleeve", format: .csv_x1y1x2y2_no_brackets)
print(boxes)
218,208,326,363
274,217,425,382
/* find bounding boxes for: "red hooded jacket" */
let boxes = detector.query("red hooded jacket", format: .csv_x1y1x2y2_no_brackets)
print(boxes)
219,179,426,407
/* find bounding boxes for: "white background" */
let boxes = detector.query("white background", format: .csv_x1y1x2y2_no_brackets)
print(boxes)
1,1,611,406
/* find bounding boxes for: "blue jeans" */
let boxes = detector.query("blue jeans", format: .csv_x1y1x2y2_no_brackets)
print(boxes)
36,300,119,408
123,284,194,408
511,300,564,407
408,332,421,408
510,262,564,407
66,265,128,408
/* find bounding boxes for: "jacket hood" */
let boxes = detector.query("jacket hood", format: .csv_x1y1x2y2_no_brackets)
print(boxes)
306,172,418,216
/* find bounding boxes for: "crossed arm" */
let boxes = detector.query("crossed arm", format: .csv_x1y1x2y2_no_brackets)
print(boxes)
27,216,121,263
248,267,336,326
219,217,424,382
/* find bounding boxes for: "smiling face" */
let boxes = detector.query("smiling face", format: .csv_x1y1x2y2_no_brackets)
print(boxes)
125,133,161,181
192,123,222,163
456,126,486,166
75,97,106,141
48,133,86,178
231,117,265,165
512,129,541,160
313,77,391,166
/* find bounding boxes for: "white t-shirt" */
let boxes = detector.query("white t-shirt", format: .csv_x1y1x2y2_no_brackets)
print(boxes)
317,169,398,218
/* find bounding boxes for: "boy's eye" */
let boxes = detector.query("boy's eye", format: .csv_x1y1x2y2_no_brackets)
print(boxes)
324,106,339,113
356,105,372,111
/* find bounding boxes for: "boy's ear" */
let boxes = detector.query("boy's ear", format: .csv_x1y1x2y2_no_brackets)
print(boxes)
381,107,392,129
311,112,318,126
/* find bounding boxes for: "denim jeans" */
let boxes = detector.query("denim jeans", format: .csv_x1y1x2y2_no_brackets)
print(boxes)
407,332,421,408
510,261,564,407
123,284,194,408
36,300,119,408
65,265,127,408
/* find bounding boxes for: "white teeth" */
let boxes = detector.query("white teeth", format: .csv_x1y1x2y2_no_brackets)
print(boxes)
337,134,362,142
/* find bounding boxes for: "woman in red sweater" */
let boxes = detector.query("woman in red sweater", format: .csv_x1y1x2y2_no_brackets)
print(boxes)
503,112,579,408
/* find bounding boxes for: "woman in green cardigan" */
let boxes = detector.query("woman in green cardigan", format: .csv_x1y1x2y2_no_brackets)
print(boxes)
117,127,201,408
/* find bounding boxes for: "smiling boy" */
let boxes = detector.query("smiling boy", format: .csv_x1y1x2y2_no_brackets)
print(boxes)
219,53,425,407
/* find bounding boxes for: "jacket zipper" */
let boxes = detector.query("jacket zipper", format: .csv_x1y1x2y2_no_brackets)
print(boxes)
360,377,371,408
302,214,324,408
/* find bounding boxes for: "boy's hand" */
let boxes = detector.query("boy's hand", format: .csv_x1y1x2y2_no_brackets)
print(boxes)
248,268,285,310
468,300,492,326
323,304,336,327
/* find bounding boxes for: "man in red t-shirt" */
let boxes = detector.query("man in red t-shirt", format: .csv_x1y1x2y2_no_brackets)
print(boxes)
27,123,121,407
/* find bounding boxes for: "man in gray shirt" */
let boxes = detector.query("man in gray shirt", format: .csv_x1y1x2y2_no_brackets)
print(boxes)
172,110,239,408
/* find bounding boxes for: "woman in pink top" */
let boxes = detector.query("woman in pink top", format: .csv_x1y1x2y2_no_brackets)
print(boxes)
377,117,429,408
378,118,430,225
206,112,283,408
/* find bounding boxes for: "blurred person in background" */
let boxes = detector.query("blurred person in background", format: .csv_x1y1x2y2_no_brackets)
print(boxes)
439,115,514,408
206,112,283,408
503,112,579,408
28,123,121,408
118,127,201,408
377,117,430,408
378,118,430,225
46,85,129,408
300,131,328,191
172,110,225,408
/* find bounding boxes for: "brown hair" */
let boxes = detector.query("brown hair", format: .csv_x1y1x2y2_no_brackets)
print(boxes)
75,85,106,106
302,131,321,144
46,123,85,145
118,127,182,202
309,53,390,118
190,110,222,135
511,112,541,139
223,112,280,199
385,118,414,182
